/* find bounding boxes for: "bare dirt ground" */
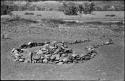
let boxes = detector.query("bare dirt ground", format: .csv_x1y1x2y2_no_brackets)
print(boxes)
1,18,124,80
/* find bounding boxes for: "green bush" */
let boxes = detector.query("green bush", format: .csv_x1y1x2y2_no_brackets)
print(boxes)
94,6,103,11
64,6,78,15
59,2,78,15
1,4,19,15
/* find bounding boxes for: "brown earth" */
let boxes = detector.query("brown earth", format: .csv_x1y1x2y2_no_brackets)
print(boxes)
1,19,124,80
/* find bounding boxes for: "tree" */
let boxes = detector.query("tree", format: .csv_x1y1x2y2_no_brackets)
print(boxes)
61,2,79,15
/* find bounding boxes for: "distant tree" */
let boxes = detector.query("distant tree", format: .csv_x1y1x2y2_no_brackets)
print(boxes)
1,3,19,15
78,4,84,14
60,2,79,15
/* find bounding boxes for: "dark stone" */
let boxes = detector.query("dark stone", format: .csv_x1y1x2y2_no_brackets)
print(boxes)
19,44,28,49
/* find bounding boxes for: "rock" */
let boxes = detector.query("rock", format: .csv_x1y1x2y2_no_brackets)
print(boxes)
104,41,113,45
103,39,113,45
57,42,63,47
51,41,57,44
61,53,68,57
50,41,57,46
50,55,56,60
19,44,29,49
85,46,96,54
43,44,50,49
67,55,74,63
31,52,42,63
13,59,19,62
41,47,46,51
28,42,32,45
11,48,16,53
44,41,50,44
55,54,60,60
88,47,95,51
12,48,19,54
62,57,69,63
11,40,98,64
80,53,86,57
17,49,24,53
90,52,97,58
44,54,51,59
24,58,31,63
36,49,44,54
72,53,78,57
83,55,91,60
92,44,100,48
43,58,48,63
53,48,61,54
48,61,54,64
19,58,25,62
54,60,60,64
28,42,38,48
2,33,9,39
49,45,55,49
40,55,44,59
37,43,45,46
41,47,48,54
57,62,64,65
64,48,73,53
75,55,81,60
14,53,20,59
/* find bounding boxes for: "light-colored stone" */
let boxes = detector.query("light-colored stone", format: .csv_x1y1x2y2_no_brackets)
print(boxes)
57,62,64,65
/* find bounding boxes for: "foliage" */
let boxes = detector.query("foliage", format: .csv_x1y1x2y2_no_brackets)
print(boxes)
59,2,79,15
1,1,124,15
1,4,19,15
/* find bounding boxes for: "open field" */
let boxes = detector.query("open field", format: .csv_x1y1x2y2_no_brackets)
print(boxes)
1,2,124,81
1,13,124,80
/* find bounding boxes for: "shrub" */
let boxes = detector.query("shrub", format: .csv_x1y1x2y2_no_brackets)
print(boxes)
60,2,79,15
103,5,111,11
1,4,19,15
64,6,78,15
94,6,103,11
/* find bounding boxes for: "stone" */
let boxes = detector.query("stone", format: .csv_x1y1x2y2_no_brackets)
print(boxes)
62,57,69,63
61,53,68,57
36,49,43,54
90,52,97,58
24,58,31,63
55,54,60,60
11,40,98,64
2,33,9,39
80,53,86,57
50,41,57,46
54,60,60,64
28,42,32,45
72,53,78,57
43,58,48,63
50,55,56,60
44,54,51,59
57,62,64,65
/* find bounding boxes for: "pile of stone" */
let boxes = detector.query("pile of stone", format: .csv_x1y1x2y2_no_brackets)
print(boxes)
92,39,114,49
66,39,91,45
10,41,97,64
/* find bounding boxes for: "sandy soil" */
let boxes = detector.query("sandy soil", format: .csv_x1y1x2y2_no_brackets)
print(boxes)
1,19,124,80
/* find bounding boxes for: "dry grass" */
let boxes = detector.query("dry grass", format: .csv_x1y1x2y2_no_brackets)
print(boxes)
1,14,124,80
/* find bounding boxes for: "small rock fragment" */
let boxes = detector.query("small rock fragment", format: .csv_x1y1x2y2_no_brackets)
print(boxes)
57,62,64,65
43,58,48,63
